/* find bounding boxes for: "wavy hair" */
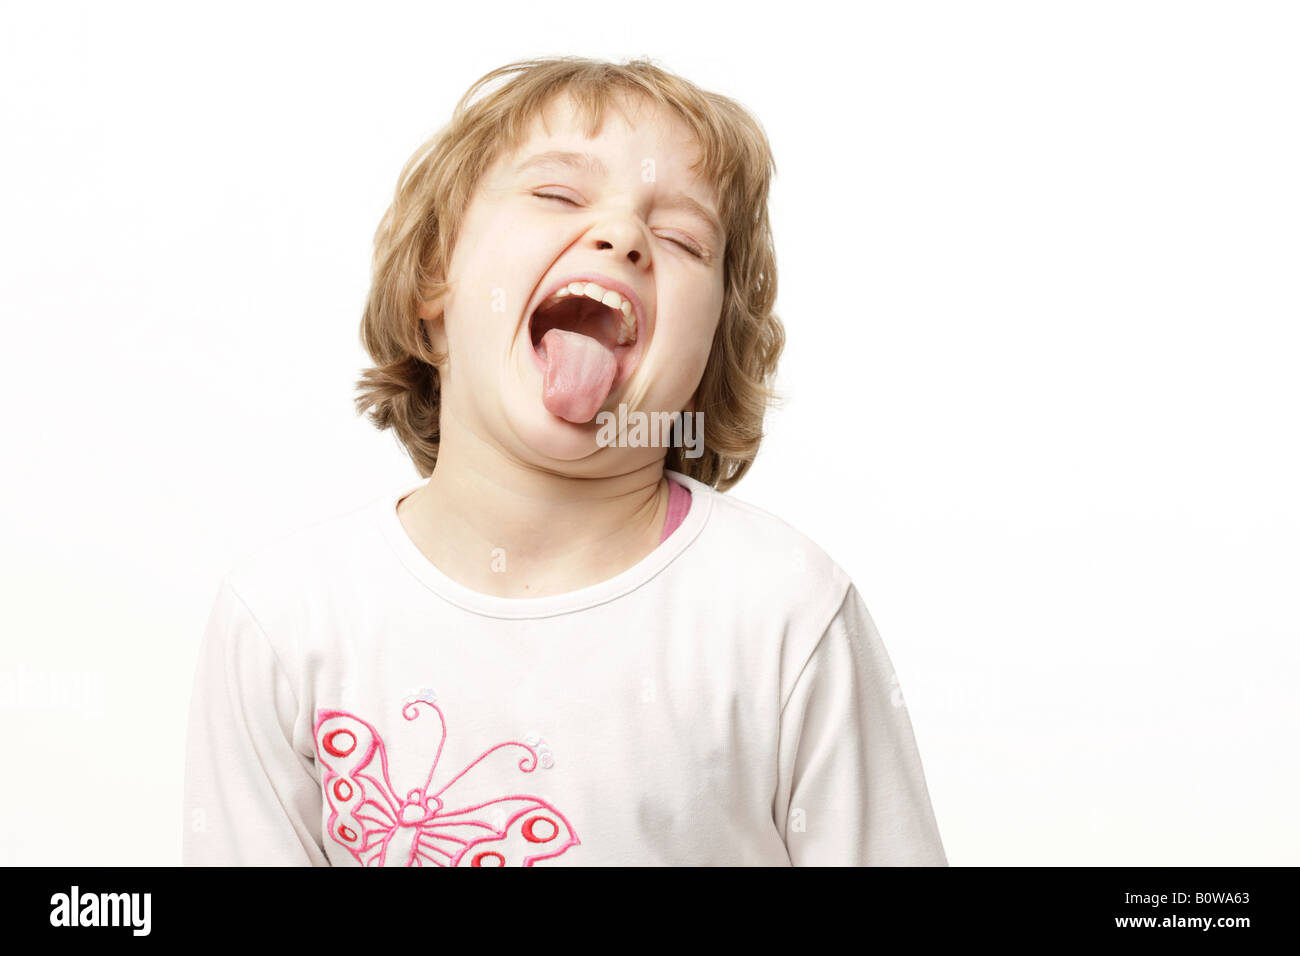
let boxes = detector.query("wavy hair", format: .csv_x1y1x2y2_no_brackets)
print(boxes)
354,56,783,490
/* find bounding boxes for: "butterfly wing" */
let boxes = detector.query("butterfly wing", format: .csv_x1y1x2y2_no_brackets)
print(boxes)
418,796,579,867
415,738,580,867
314,709,406,866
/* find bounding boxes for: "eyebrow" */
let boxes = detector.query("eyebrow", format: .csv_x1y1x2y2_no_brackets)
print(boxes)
512,149,724,244
514,149,610,178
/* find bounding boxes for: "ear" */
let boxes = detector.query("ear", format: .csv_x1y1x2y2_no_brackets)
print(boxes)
417,292,449,357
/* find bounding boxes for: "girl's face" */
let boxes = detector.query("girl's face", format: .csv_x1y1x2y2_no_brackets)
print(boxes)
423,93,726,472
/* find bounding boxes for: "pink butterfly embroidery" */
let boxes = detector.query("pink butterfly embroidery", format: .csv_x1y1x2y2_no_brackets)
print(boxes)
313,700,579,867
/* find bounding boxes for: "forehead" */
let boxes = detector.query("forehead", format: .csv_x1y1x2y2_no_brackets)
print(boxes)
492,92,724,244
499,92,714,194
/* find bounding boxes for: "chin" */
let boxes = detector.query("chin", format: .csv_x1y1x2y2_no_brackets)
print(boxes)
500,387,606,465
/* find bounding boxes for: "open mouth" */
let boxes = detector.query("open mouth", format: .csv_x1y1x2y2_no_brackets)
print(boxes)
528,280,642,424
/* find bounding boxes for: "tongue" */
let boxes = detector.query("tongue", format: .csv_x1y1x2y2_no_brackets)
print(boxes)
539,327,617,424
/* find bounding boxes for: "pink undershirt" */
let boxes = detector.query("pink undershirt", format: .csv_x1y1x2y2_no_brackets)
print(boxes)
659,477,692,543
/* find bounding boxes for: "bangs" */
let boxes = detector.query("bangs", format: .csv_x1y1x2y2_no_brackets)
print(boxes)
457,59,775,254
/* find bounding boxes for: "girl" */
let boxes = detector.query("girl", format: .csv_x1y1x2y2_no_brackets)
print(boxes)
182,56,947,867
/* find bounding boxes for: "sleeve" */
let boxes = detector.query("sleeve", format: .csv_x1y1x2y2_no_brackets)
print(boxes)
774,583,948,866
182,576,328,866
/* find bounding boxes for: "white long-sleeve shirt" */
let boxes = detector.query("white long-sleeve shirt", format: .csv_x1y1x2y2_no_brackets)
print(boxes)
182,470,947,866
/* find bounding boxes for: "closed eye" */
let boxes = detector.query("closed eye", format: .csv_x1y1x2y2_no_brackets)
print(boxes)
663,236,704,259
532,191,578,206
533,192,706,259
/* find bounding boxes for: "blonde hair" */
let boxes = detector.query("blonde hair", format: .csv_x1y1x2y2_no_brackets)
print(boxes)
354,56,783,491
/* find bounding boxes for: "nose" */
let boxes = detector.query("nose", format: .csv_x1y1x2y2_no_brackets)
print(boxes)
585,215,648,267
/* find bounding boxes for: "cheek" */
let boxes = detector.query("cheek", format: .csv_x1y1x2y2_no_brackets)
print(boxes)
449,198,553,291
683,280,725,354
656,285,725,393
443,211,553,351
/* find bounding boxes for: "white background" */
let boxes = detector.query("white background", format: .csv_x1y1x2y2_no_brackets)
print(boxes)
1,0,1296,865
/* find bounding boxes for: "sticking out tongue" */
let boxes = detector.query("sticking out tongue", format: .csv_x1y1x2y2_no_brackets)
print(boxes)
539,327,617,424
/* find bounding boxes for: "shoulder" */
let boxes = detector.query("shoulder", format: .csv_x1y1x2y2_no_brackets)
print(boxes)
219,488,391,633
676,472,855,626
708,487,850,580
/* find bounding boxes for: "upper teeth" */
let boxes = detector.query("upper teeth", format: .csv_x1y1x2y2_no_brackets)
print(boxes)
552,281,637,346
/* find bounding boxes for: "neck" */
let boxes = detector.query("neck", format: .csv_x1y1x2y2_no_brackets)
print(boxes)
397,413,671,599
